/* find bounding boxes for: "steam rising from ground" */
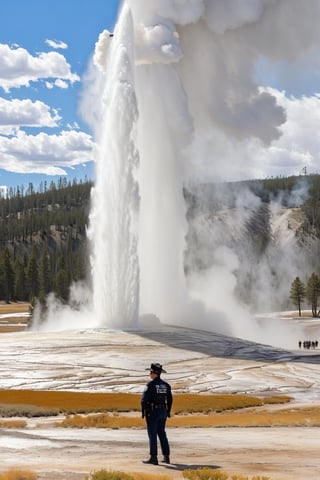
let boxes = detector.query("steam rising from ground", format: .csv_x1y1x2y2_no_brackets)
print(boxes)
35,1,320,347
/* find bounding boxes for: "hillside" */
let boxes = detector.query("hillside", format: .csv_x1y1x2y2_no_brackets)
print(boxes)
0,178,92,305
184,175,320,312
0,174,320,312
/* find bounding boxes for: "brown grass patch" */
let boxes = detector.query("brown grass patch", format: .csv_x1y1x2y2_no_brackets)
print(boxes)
0,390,141,416
183,469,270,479
0,390,291,418
173,394,290,414
85,469,271,480
0,303,31,333
56,413,144,428
0,325,29,333
0,303,30,315
85,471,174,480
0,419,27,428
0,469,37,480
55,405,320,428
85,469,270,480
169,406,320,427
131,474,172,480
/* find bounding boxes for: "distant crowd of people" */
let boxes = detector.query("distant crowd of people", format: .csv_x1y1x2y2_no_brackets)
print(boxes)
298,340,319,349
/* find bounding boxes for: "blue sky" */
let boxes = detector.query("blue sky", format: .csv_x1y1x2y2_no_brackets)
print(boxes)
0,0,120,192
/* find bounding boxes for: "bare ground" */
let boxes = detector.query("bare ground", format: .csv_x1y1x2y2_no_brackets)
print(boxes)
1,425,320,479
0,321,319,479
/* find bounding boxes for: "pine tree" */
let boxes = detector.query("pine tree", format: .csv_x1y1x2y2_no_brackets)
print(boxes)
0,247,14,303
26,245,39,301
39,245,51,305
290,277,306,317
54,255,69,302
306,272,320,317
13,258,26,301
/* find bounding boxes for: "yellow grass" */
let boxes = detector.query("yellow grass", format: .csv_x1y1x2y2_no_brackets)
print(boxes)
2,389,316,428
0,470,37,480
0,419,26,428
85,470,271,480
0,390,291,418
183,470,270,480
131,474,172,480
0,390,142,414
55,405,320,428
0,303,30,315
86,471,172,480
169,406,320,427
173,394,290,414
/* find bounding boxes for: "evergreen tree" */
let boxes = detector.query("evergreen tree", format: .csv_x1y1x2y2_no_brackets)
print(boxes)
26,245,39,301
0,247,14,303
54,255,69,302
38,245,51,305
290,277,306,317
306,272,320,317
14,258,26,301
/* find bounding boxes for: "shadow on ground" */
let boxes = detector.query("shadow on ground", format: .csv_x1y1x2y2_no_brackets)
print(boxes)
162,463,221,471
131,324,320,365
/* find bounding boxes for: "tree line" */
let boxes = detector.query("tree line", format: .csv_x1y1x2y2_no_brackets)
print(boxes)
1,173,320,313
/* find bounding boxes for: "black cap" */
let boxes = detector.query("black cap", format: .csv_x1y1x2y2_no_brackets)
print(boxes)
145,362,167,375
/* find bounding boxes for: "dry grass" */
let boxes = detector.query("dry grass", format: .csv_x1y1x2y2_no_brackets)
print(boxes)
131,474,172,480
0,390,141,416
85,470,270,480
2,389,316,428
172,394,290,414
55,405,320,428
85,471,172,480
0,303,31,333
169,406,320,427
0,390,291,418
0,419,27,428
0,470,37,480
183,470,270,480
0,303,30,315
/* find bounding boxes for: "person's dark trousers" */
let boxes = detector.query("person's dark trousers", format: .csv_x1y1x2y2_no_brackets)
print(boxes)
146,408,170,456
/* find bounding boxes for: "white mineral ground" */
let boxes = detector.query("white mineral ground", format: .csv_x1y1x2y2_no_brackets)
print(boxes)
0,314,320,480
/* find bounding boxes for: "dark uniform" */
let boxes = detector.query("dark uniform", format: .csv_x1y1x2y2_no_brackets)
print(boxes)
141,362,172,465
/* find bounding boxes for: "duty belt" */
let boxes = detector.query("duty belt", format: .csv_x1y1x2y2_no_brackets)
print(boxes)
151,403,165,409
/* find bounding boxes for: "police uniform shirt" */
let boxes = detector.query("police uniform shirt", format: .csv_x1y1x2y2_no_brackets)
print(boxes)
141,376,172,414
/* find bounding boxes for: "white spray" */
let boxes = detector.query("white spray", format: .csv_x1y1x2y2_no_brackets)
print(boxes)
87,3,140,328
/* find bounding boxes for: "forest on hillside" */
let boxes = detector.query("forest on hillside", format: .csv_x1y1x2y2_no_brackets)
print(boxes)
0,174,320,311
0,177,92,306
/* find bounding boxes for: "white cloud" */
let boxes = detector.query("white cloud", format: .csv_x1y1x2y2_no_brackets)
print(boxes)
0,98,60,130
264,89,320,176
0,130,94,175
66,122,80,130
54,78,68,89
45,38,68,50
0,43,79,92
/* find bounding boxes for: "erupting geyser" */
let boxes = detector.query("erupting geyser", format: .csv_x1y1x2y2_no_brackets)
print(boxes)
88,0,320,334
36,0,320,348
88,4,140,328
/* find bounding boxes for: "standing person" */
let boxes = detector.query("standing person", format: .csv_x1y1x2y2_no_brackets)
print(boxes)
141,362,173,465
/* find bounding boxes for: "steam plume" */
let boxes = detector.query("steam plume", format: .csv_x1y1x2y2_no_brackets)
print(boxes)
36,1,320,349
